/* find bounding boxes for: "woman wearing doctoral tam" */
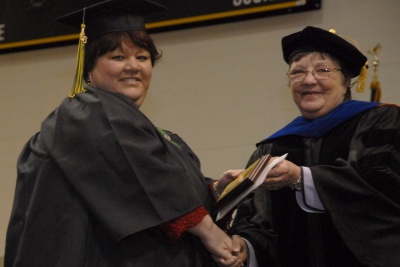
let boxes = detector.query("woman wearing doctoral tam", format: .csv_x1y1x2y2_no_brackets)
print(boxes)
4,0,247,266
229,26,400,266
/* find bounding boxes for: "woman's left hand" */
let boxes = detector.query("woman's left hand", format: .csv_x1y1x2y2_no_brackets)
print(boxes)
214,169,244,197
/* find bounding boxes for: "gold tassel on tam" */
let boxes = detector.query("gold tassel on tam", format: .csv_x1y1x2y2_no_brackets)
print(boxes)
356,64,367,93
69,18,88,98
329,29,367,93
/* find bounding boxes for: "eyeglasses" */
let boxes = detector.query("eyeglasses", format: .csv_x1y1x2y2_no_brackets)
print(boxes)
287,66,341,82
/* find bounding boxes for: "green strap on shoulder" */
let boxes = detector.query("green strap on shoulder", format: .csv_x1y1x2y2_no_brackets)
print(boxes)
156,128,180,149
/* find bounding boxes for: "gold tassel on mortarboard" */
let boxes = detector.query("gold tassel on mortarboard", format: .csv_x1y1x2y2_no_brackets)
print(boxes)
69,19,88,98
356,64,367,93
329,29,367,93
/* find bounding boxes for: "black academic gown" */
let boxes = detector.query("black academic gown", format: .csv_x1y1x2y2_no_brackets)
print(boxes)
5,87,218,267
232,104,400,267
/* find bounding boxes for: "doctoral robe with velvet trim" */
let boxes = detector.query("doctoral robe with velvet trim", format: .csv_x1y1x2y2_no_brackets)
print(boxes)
5,87,218,267
233,102,400,267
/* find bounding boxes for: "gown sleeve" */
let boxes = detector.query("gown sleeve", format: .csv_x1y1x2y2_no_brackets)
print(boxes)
154,130,212,241
311,104,400,266
43,90,209,242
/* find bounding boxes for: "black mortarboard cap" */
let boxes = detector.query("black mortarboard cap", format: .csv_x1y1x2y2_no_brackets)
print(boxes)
57,0,166,38
281,26,367,79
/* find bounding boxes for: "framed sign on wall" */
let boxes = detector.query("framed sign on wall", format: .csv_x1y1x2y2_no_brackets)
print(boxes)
0,0,321,53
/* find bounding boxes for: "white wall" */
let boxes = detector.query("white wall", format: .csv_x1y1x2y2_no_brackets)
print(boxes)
1,0,399,261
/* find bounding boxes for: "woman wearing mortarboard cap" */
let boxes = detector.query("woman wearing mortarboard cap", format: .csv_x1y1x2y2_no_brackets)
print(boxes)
229,26,400,266
4,0,247,266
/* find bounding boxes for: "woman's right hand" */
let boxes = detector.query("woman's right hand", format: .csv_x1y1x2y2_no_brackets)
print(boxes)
187,214,242,266
263,158,301,190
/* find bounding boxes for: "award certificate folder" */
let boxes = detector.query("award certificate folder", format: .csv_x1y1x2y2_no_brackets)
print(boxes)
215,153,288,221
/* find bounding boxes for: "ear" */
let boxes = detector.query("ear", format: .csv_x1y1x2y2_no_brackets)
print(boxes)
341,75,351,91
345,77,352,88
86,73,92,84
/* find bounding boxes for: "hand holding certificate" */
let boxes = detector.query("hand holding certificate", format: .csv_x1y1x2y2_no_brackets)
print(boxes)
214,154,288,222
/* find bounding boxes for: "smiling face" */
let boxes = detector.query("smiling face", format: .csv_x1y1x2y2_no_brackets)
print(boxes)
89,39,153,107
289,52,349,120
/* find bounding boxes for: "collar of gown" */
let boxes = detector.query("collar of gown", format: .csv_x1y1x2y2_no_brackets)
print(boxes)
260,100,380,142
